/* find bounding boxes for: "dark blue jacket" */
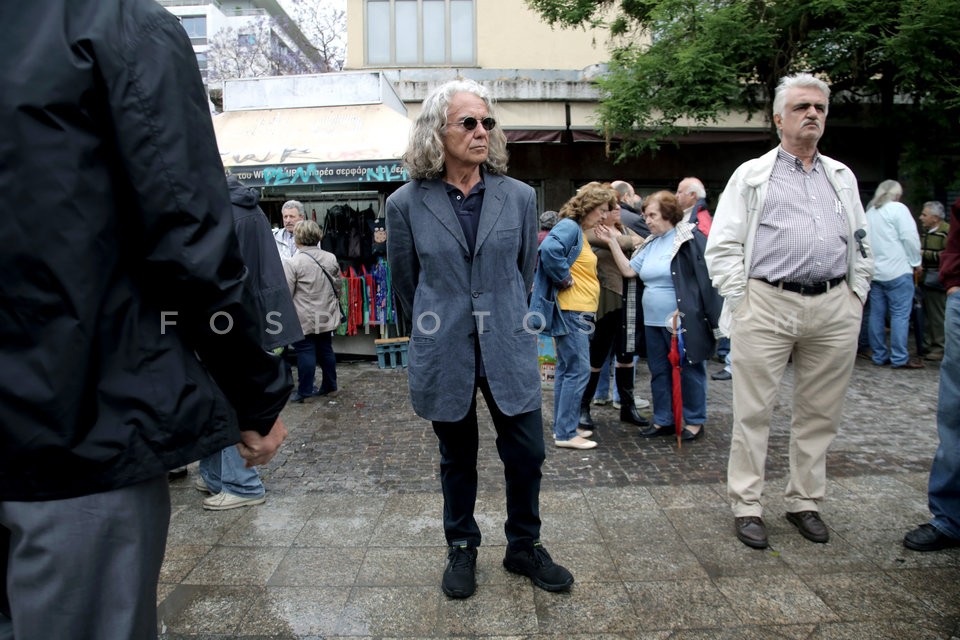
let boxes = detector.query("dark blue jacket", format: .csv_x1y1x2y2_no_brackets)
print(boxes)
662,224,723,363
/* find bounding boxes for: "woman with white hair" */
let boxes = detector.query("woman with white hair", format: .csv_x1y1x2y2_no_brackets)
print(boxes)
866,179,923,368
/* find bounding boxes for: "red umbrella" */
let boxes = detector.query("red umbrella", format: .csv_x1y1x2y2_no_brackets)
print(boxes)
667,312,686,448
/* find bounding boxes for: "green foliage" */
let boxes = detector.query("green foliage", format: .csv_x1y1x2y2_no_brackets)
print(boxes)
525,0,960,188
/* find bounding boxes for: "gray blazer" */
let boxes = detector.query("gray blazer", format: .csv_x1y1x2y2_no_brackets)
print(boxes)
386,174,541,422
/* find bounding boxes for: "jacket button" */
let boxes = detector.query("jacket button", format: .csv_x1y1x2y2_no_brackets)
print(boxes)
472,291,480,298
464,255,471,262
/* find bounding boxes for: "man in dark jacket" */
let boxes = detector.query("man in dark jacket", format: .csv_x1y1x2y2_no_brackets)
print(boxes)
196,176,304,511
0,2,291,638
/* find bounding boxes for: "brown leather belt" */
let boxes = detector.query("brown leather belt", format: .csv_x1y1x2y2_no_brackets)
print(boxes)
758,276,845,296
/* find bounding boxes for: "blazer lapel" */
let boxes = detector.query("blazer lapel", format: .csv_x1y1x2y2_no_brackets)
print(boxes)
474,174,506,253
421,180,469,253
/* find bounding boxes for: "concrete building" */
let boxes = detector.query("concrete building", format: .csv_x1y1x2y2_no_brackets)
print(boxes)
343,0,884,209
159,0,321,85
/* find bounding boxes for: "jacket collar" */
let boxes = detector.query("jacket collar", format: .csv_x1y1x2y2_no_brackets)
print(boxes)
419,171,506,254
638,221,695,260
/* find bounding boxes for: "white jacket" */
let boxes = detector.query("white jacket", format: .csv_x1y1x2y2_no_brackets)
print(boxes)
705,147,874,335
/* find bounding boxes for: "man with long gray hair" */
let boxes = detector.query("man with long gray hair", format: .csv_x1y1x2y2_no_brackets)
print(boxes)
386,79,573,599
706,73,873,549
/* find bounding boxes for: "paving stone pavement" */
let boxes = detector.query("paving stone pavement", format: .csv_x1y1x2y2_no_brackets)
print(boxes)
159,357,960,639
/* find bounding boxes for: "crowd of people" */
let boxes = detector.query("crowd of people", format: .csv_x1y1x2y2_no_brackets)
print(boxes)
2,3,957,636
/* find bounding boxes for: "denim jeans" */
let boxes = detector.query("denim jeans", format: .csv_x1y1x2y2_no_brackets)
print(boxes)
200,445,265,498
716,336,731,359
644,325,707,426
928,292,960,539
293,331,337,396
869,273,915,366
552,311,593,440
594,355,612,401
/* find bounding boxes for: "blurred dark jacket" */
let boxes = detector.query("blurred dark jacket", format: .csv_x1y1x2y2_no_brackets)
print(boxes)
227,175,303,349
0,0,291,500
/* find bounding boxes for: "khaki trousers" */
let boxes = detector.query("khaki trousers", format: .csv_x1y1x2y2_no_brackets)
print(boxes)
728,279,862,517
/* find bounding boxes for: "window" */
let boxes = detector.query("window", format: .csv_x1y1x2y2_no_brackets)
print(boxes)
365,0,475,66
195,52,208,80
180,15,207,45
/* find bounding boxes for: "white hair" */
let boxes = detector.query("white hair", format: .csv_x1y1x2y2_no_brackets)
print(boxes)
281,200,305,216
772,73,831,119
679,177,705,199
922,201,945,218
866,180,903,211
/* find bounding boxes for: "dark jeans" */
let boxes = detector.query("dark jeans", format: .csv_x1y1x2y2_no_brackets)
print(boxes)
293,331,337,396
431,377,545,550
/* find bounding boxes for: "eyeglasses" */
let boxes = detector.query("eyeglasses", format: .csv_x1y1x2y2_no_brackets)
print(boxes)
449,116,497,131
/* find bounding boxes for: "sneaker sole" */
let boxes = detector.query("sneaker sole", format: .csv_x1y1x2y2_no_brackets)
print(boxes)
202,495,266,511
441,583,475,598
502,560,574,592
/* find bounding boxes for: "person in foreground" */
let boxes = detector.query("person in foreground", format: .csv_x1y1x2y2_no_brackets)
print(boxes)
705,73,873,549
903,203,960,552
386,79,573,598
0,2,291,638
596,191,722,442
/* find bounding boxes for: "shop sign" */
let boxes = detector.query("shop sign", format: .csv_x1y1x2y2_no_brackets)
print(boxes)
227,160,408,187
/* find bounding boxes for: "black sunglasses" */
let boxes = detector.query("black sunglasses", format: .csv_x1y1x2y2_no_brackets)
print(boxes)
449,116,496,131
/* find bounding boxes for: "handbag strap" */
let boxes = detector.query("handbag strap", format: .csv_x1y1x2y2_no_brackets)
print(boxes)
301,251,340,295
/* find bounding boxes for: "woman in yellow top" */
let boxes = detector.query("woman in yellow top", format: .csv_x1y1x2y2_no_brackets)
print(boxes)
531,182,616,449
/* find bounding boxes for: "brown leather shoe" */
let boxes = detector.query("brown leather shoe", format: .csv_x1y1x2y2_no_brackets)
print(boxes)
892,358,925,369
735,516,768,549
786,510,829,543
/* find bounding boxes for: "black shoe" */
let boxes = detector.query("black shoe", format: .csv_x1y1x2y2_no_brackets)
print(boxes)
578,405,594,428
638,424,673,438
503,541,573,592
786,510,829,543
167,466,188,481
711,369,732,381
441,543,477,598
903,523,960,552
681,425,704,441
289,391,310,403
619,403,650,426
735,516,769,549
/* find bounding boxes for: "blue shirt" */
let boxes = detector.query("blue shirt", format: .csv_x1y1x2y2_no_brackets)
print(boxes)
630,228,677,327
867,201,921,281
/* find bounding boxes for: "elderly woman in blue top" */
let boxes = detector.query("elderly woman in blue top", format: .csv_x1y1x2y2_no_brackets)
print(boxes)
531,182,615,450
596,190,723,441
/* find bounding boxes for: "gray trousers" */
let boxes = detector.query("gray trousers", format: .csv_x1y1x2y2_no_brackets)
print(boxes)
0,476,170,640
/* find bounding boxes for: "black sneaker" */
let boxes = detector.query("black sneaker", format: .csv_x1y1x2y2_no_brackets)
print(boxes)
441,542,477,598
502,541,574,592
